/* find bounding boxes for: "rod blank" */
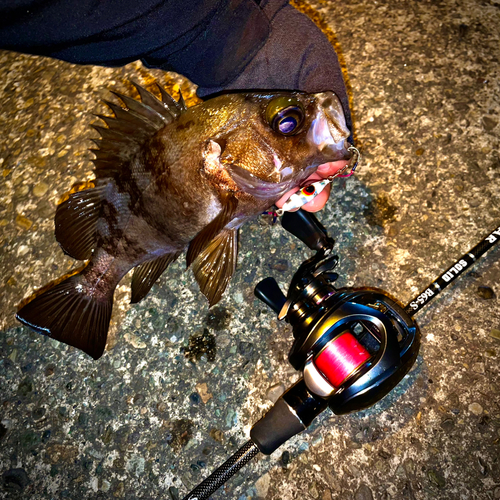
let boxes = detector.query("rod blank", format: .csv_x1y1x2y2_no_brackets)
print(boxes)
405,223,500,316
181,441,259,500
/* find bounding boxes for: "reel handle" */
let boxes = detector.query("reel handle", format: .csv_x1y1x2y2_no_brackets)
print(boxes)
254,277,286,314
281,210,334,253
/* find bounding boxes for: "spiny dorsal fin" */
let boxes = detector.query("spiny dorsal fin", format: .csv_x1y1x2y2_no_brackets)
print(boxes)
130,81,185,119
55,185,106,260
186,192,238,267
130,252,181,304
177,90,187,112
192,228,238,307
92,81,186,180
156,83,187,115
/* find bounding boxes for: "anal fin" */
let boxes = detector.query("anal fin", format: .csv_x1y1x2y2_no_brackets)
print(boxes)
186,192,238,267
131,252,181,304
191,228,238,307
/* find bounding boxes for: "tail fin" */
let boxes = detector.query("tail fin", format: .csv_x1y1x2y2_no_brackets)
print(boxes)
16,272,113,360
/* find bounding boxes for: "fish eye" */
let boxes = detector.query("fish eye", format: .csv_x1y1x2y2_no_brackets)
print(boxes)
266,97,305,136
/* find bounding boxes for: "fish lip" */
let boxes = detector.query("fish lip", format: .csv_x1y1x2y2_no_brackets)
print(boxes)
321,140,352,161
307,92,351,161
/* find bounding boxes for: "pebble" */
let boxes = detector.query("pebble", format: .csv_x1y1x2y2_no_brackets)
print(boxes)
490,329,500,341
15,214,33,230
132,393,145,406
309,482,319,499
2,468,29,493
269,259,289,272
78,412,89,426
472,362,485,374
355,484,374,500
385,484,397,497
255,472,270,498
440,418,455,433
17,377,33,396
347,464,361,478
238,341,254,357
482,116,498,131
427,468,445,488
469,403,483,415
124,331,147,349
32,407,45,421
33,182,49,197
477,456,488,476
168,486,179,500
321,490,333,500
476,286,495,299
209,428,224,443
126,454,145,476
100,480,111,493
205,307,231,330
189,392,201,404
0,423,7,441
195,382,212,403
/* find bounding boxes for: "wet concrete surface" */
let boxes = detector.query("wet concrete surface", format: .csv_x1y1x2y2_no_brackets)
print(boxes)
1,0,499,499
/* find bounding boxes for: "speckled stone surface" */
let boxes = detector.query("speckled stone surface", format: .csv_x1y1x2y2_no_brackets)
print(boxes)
1,0,499,499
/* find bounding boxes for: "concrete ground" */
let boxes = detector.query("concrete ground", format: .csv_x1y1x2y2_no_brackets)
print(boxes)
1,0,499,499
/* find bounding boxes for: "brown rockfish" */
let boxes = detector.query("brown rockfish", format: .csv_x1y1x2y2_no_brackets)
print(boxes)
16,82,351,359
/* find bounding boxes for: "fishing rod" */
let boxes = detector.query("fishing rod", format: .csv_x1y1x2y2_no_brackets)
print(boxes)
180,210,500,500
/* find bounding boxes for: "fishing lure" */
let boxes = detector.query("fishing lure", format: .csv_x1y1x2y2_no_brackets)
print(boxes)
276,146,360,216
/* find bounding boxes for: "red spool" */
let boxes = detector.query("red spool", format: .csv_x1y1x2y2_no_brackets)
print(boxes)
314,332,371,389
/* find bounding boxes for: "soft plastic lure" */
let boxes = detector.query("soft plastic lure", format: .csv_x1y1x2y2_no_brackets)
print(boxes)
276,146,360,216
276,179,331,215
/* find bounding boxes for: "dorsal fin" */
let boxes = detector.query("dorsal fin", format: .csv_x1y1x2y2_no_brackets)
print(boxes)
92,81,186,180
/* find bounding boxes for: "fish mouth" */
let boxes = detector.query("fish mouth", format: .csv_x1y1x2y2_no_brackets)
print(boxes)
307,92,351,161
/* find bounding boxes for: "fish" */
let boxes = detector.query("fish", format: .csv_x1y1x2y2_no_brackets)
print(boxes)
16,82,351,360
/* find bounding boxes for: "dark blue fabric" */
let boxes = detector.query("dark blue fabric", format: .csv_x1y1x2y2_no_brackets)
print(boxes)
0,0,351,134
0,0,269,85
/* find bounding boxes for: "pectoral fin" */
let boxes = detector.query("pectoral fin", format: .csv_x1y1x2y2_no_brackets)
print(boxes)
55,185,105,260
186,192,238,267
191,228,238,307
131,252,181,304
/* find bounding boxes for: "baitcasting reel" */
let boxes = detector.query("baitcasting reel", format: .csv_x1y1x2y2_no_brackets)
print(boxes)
250,210,420,454
182,211,499,500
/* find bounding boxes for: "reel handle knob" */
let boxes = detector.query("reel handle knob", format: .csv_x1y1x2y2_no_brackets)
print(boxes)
281,210,334,253
254,277,287,314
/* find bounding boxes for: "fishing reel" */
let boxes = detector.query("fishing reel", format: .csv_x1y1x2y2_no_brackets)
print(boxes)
251,210,420,454
183,211,500,500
